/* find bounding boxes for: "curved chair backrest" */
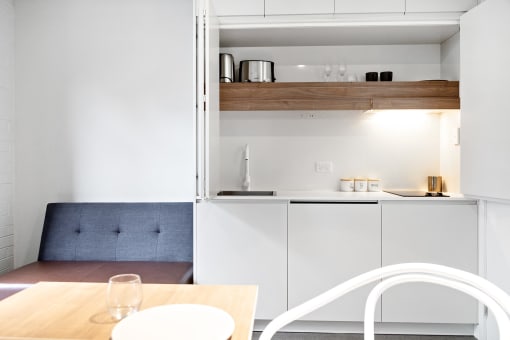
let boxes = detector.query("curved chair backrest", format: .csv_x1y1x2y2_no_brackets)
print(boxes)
363,273,510,340
259,263,510,340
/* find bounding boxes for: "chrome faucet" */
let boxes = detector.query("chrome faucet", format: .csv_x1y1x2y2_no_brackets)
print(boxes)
242,144,251,191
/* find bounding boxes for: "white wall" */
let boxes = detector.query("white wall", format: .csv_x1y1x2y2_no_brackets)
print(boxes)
218,44,459,192
14,0,195,266
221,45,442,82
220,110,442,191
440,31,460,81
439,110,460,193
439,32,461,193
0,0,14,274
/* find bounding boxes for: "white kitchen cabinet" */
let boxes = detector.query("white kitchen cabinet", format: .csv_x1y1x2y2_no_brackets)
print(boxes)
335,0,404,14
195,201,287,320
265,0,334,16
288,202,381,322
406,0,477,13
211,0,264,16
381,201,478,323
460,0,510,201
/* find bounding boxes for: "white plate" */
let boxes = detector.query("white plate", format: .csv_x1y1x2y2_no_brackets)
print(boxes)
111,304,235,340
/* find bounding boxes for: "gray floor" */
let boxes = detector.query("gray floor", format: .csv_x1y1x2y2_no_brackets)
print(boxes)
252,333,476,340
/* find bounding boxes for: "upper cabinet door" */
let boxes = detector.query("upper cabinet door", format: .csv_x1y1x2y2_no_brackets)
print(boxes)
460,0,510,200
211,0,264,16
265,0,335,15
335,0,405,14
406,0,477,13
196,0,220,199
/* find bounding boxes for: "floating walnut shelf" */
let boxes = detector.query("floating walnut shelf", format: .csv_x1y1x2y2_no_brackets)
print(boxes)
220,81,460,111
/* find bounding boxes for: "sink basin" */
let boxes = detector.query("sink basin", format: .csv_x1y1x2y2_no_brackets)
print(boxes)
217,190,276,196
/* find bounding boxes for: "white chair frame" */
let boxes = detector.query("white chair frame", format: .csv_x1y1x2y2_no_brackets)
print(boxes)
259,263,510,340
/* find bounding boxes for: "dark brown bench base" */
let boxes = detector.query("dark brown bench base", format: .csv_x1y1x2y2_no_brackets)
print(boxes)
0,261,193,300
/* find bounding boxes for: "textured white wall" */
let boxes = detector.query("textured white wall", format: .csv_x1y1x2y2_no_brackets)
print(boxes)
0,0,14,274
14,0,195,266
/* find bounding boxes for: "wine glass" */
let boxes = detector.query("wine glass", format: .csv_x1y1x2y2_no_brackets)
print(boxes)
106,274,143,321
337,63,347,82
323,64,333,82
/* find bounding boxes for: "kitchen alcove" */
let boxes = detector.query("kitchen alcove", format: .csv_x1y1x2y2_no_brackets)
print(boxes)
220,80,459,111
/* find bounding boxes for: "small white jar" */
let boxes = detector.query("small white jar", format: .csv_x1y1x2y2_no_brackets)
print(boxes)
368,179,381,192
340,178,354,192
354,178,368,192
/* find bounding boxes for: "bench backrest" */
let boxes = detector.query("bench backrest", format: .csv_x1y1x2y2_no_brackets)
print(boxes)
38,203,193,262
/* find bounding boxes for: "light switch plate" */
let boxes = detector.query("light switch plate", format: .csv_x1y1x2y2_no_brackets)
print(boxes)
315,161,333,173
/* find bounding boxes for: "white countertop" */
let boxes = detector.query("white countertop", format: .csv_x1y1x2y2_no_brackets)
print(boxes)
210,190,472,202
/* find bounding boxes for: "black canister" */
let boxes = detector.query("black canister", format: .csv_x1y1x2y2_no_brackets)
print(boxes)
365,72,378,81
380,71,393,81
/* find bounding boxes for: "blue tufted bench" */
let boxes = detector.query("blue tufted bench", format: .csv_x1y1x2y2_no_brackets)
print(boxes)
0,202,193,300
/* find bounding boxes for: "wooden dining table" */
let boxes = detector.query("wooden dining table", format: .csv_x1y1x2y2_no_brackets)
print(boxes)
0,281,258,340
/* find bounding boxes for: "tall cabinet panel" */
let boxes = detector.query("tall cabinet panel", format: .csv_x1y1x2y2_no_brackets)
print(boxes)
288,203,381,322
197,0,220,199
460,0,510,200
381,201,478,323
196,201,287,320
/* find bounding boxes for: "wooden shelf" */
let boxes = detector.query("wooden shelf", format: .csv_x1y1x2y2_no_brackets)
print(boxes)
220,81,460,111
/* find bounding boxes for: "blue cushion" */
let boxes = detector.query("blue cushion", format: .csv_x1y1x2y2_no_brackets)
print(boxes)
38,203,193,262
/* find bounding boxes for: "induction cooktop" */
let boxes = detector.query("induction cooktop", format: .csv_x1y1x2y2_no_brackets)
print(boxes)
384,190,449,197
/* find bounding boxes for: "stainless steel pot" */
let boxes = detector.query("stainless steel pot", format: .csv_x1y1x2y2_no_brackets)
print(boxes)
239,60,275,82
220,53,235,83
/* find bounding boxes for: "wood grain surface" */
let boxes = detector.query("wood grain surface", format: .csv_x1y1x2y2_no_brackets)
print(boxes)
0,282,258,340
220,81,459,111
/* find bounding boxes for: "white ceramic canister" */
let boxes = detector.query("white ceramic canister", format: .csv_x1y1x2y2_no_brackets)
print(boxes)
368,178,381,192
354,178,368,192
340,178,354,192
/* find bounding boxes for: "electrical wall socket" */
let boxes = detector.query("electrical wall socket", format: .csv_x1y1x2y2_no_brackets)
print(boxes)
315,161,333,173
300,113,318,119
453,127,460,145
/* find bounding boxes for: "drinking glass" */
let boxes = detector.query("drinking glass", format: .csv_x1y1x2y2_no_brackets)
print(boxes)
106,274,143,320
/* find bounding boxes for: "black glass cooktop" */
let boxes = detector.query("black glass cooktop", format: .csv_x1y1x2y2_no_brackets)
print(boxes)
384,190,449,197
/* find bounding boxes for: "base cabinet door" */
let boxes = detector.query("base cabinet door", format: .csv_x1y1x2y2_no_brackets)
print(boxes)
288,202,381,321
381,201,478,323
196,201,287,320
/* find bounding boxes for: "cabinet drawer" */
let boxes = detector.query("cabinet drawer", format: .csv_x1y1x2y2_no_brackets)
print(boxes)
381,202,478,323
196,201,287,319
288,203,381,322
